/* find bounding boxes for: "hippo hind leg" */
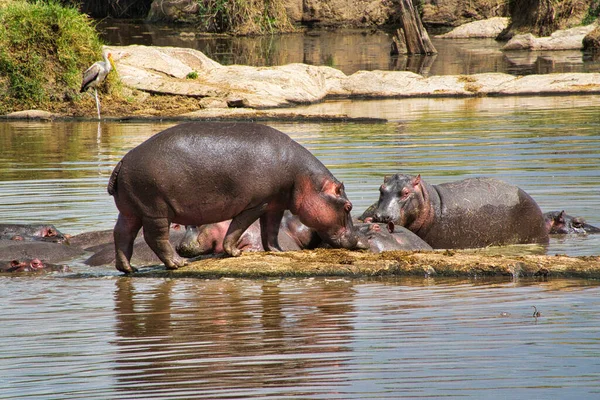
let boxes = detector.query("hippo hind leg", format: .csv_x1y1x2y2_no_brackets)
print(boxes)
142,217,187,270
114,214,142,274
260,210,284,252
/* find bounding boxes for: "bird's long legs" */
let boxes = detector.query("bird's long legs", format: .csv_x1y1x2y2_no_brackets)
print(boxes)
94,88,101,120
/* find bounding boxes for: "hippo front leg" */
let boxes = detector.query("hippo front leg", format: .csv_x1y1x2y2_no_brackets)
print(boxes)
142,217,187,270
260,210,285,252
224,204,268,257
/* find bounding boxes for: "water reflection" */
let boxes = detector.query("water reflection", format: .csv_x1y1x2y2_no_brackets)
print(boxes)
98,21,600,76
112,278,355,397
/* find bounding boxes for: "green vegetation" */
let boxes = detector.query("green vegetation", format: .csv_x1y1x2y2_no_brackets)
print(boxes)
186,71,199,79
0,0,104,113
196,0,296,35
583,0,600,25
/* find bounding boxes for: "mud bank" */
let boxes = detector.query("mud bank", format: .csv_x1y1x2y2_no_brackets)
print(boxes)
135,249,600,280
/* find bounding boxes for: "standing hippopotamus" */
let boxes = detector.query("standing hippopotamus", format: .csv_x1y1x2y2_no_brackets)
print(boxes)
108,122,365,273
544,210,600,235
372,174,549,249
0,224,68,243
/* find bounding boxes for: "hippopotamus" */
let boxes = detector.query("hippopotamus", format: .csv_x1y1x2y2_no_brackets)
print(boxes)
108,122,365,273
0,223,68,243
544,210,600,235
371,174,549,249
177,211,323,257
0,240,85,263
0,258,70,273
355,222,433,253
84,225,188,267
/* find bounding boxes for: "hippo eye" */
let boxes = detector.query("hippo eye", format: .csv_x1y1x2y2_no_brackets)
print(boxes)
400,188,410,198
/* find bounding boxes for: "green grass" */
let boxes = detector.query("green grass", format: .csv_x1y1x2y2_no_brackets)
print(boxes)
0,0,104,113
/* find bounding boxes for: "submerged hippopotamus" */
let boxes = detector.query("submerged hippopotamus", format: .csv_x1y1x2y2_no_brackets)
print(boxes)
0,239,86,263
0,258,70,273
108,122,365,273
370,174,549,249
544,210,600,235
177,211,322,257
0,224,68,243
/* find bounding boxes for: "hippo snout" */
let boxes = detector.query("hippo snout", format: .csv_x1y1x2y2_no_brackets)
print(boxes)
373,212,390,223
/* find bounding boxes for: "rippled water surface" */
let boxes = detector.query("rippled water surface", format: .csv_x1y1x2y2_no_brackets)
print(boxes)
1,277,600,399
1,95,600,398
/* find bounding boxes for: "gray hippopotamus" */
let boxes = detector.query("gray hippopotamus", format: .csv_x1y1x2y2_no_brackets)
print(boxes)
177,211,321,257
355,222,433,253
0,223,68,243
544,210,600,235
108,122,365,273
0,240,85,263
83,224,188,267
371,174,549,249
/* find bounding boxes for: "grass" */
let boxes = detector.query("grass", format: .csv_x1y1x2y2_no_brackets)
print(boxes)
0,0,104,114
196,0,297,35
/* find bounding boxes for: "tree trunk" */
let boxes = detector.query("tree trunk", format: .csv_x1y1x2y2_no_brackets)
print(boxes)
391,0,437,55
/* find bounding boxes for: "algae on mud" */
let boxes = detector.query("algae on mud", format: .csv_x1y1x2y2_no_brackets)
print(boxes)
141,249,600,280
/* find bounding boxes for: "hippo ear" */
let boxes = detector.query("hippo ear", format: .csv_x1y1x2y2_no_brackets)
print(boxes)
383,175,391,182
413,174,421,187
322,179,343,197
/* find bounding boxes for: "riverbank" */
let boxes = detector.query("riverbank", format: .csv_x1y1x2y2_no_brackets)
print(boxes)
135,249,600,280
4,43,600,121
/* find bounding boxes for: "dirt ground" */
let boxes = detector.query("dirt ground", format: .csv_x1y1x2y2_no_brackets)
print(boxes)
136,249,600,280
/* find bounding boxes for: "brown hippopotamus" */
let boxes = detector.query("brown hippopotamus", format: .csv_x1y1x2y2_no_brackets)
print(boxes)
108,122,365,273
370,174,549,249
0,223,68,243
544,210,600,235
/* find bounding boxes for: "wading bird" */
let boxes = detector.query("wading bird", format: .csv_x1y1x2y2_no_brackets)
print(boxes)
80,52,114,120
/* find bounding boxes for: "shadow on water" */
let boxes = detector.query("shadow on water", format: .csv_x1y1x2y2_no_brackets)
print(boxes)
98,20,600,76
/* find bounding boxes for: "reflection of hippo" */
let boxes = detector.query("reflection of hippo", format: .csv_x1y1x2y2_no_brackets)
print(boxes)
355,222,432,253
0,240,85,263
371,174,549,249
0,224,68,243
544,210,600,235
108,122,364,273
0,258,70,273
177,211,323,257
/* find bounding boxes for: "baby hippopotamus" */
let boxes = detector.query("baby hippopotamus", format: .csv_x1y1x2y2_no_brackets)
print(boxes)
370,174,549,249
108,122,366,273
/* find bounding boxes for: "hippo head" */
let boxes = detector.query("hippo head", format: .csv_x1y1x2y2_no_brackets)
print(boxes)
373,174,427,229
293,177,367,250
546,210,569,234
36,225,69,243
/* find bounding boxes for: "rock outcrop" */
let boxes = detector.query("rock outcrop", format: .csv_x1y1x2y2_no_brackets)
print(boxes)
436,17,509,39
106,44,600,111
503,23,598,51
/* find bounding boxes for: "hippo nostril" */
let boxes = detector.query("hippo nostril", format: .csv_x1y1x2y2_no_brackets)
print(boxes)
373,212,389,223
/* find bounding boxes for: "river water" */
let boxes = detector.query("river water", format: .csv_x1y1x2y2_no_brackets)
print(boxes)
2,28,600,398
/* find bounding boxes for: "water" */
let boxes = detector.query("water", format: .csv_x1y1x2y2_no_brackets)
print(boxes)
1,276,600,399
2,88,600,398
98,21,600,76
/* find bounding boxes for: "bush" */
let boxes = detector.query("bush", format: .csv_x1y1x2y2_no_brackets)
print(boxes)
0,0,104,113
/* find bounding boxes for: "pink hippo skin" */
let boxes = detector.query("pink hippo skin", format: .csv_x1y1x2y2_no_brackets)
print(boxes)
176,211,323,257
108,122,365,273
372,174,549,249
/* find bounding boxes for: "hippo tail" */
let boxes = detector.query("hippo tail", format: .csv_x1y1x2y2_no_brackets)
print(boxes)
107,161,122,196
